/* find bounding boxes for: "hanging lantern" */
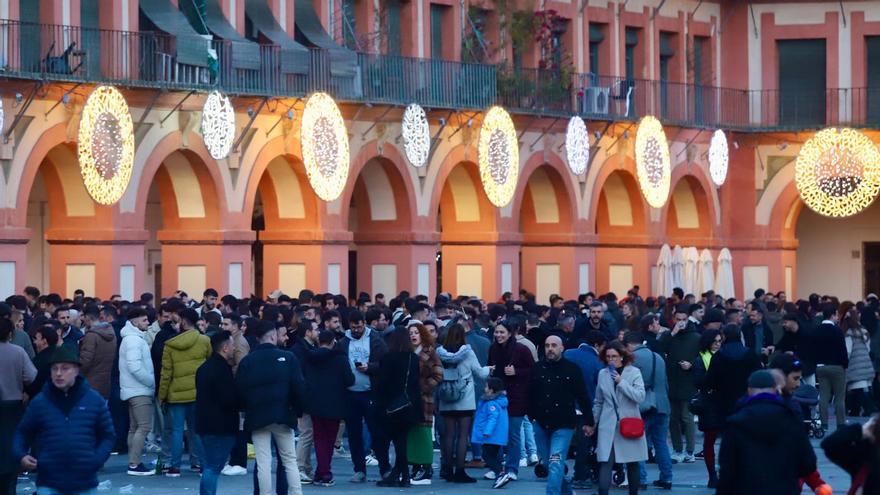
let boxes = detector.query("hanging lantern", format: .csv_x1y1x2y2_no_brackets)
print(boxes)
402,103,430,168
300,92,350,201
708,129,728,187
795,127,880,218
565,116,589,175
201,91,235,160
635,115,671,208
77,85,134,205
478,106,519,207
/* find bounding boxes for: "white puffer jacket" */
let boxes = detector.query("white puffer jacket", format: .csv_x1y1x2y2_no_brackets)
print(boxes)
118,321,155,400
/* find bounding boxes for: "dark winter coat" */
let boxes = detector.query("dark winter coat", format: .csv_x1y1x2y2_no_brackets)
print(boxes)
657,326,702,401
26,347,53,397
488,341,534,416
303,347,355,420
150,323,178,391
78,322,117,399
375,350,422,424
235,343,306,432
821,422,879,495
704,342,762,421
13,377,115,493
742,320,774,355
776,327,817,376
811,323,849,368
337,329,387,391
528,356,594,431
563,343,603,404
717,394,817,495
195,353,238,436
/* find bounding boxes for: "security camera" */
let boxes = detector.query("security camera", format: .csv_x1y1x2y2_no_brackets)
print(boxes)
247,107,255,118
15,93,23,103
439,117,446,126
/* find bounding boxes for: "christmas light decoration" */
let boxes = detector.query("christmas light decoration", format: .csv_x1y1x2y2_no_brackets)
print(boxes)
201,91,235,160
795,127,880,218
708,129,728,186
635,115,671,208
77,85,134,205
300,92,350,201
565,116,589,175
478,106,519,207
402,103,430,168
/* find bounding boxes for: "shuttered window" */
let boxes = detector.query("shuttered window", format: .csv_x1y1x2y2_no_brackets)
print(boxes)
778,39,826,126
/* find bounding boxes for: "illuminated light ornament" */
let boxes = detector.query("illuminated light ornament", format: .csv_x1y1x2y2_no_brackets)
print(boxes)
634,115,671,208
402,103,430,168
795,127,880,218
708,129,728,186
478,106,519,207
200,91,235,160
77,85,134,205
300,92,350,201
565,116,589,175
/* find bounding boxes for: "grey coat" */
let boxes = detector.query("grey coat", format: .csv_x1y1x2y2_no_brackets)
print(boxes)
436,345,491,412
631,345,670,415
593,365,648,463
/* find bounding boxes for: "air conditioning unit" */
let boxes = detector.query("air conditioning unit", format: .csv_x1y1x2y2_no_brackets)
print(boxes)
583,87,610,115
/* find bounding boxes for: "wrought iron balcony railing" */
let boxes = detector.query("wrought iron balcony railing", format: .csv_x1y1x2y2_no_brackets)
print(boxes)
1,20,878,132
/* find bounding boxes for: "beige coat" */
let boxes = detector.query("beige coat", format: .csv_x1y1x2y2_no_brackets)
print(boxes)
592,365,648,463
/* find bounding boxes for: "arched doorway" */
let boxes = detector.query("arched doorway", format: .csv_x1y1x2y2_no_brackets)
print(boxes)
665,175,712,243
594,168,649,295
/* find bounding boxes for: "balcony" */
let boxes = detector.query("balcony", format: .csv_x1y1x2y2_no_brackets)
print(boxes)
1,20,877,132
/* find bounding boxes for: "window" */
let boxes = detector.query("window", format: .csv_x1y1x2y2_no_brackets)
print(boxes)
778,39,826,126
867,36,880,124
625,27,639,80
341,0,358,51
385,0,401,55
431,4,446,60
588,23,605,80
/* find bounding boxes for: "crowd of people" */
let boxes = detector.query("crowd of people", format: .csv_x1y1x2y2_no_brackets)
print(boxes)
1,284,879,495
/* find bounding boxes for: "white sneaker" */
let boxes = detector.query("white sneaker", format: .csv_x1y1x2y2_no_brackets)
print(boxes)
300,471,314,484
670,452,684,464
507,472,518,481
519,458,528,467
365,454,379,466
528,454,539,465
483,471,497,480
334,445,349,458
493,473,512,489
682,453,696,463
221,465,247,476
410,478,431,486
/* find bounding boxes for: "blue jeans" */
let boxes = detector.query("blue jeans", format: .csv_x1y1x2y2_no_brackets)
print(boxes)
505,416,524,474
169,402,204,469
200,435,235,495
521,417,537,458
533,423,574,495
37,489,97,495
638,412,673,484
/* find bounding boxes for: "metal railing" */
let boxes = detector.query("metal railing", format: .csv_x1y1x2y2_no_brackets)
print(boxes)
3,20,880,131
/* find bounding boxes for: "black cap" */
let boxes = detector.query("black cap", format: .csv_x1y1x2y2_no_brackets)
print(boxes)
48,346,80,366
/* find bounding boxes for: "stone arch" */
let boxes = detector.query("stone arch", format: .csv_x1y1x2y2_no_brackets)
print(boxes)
664,175,713,241
592,157,648,237
511,151,579,236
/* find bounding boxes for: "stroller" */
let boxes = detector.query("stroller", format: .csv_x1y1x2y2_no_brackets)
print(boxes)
792,383,825,439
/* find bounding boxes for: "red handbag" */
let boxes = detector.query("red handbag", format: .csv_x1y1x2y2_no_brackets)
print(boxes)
619,417,646,439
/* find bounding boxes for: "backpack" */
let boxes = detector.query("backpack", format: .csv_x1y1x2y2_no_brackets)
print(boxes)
438,361,469,403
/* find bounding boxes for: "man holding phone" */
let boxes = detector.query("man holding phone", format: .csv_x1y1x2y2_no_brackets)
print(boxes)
657,305,701,464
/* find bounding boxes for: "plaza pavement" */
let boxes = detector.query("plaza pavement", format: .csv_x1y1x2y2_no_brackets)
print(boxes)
15,433,853,495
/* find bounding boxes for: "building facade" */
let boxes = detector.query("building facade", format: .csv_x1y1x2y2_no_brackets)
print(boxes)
1,0,879,302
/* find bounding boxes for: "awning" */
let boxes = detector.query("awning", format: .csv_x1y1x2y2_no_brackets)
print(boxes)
245,0,310,75
589,23,605,43
205,0,261,70
139,0,209,67
294,0,357,77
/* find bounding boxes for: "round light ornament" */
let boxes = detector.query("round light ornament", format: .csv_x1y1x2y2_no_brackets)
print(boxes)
795,127,880,218
635,115,671,208
300,92,350,202
565,116,589,175
402,103,430,168
708,129,729,186
478,106,519,207
201,91,235,160
77,85,134,205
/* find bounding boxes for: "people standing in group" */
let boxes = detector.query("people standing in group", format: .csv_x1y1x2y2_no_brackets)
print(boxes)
841,306,876,416
236,321,305,495
195,331,238,495
13,346,115,495
436,323,491,482
27,325,59,398
78,319,117,400
717,370,818,495
338,310,390,482
813,304,850,429
564,330,606,490
623,331,672,490
118,308,156,476
657,305,700,464
471,377,509,488
486,320,534,486
302,330,355,487
593,341,647,495
158,308,211,476
528,335,595,495
374,327,422,487
0,319,36,495
407,322,443,485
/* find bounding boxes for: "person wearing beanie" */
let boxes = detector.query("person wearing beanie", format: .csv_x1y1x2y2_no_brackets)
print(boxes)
13,346,115,495
716,369,819,495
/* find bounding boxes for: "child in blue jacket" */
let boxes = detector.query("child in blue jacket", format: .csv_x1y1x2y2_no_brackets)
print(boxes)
471,377,510,488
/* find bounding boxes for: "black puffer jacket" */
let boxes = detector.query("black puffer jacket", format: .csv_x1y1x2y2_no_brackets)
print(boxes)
528,357,594,431
821,422,879,495
303,347,355,419
717,394,817,495
704,342,762,421
235,343,306,432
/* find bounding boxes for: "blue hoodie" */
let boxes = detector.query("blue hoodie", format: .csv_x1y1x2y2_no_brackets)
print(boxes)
471,392,509,446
